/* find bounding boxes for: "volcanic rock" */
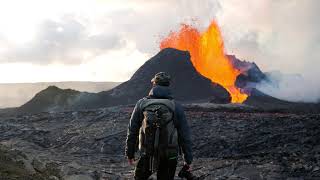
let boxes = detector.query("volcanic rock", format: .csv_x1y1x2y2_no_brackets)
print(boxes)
0,144,61,179
32,157,47,173
228,55,266,91
64,175,94,180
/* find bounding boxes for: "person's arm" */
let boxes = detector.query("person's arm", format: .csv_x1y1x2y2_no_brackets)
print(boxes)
175,103,193,165
125,100,143,160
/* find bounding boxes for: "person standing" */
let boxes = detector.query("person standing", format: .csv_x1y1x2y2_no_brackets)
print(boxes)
125,72,193,180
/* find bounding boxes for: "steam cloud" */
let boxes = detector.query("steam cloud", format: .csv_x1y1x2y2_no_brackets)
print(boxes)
215,0,320,103
256,72,320,103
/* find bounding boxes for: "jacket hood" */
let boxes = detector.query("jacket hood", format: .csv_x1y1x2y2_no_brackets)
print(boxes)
148,85,173,99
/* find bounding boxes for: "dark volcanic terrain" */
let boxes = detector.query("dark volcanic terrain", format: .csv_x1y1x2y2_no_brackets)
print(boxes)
1,104,320,179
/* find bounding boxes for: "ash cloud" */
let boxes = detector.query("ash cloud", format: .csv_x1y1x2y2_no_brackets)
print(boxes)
256,72,320,103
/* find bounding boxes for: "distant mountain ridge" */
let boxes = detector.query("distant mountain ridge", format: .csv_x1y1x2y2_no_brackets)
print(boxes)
19,86,84,112
0,81,120,108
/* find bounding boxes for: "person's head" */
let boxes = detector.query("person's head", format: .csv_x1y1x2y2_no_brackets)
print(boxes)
151,72,171,86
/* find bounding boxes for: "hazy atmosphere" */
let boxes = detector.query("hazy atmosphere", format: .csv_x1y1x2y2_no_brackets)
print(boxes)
0,0,319,103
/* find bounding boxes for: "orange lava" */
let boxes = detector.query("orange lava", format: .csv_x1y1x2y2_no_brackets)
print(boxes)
160,21,248,103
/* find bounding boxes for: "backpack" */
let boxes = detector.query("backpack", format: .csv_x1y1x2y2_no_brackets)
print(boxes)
139,98,179,172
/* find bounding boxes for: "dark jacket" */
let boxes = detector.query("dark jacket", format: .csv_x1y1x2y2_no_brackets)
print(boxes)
125,85,193,164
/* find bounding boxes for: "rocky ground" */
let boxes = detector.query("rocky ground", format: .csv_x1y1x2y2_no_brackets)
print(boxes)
0,103,320,179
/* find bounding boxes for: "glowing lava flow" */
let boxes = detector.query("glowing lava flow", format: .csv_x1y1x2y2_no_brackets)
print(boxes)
160,21,248,103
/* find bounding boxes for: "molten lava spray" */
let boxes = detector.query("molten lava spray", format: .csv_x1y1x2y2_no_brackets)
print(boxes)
160,21,248,103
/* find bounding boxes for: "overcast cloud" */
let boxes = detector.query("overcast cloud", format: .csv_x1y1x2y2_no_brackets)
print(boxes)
1,17,125,64
0,0,319,102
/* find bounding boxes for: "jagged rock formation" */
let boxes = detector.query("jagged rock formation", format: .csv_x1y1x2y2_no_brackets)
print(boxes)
0,144,61,180
228,55,266,92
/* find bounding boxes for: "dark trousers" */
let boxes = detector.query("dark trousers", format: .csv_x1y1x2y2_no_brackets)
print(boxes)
134,156,177,180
